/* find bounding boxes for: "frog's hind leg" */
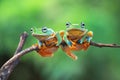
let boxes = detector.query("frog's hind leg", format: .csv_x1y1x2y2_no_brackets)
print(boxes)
37,49,54,57
37,46,58,57
61,45,77,60
82,42,90,50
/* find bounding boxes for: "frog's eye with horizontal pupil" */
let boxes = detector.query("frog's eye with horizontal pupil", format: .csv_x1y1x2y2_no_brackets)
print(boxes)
66,22,71,28
30,28,33,32
42,27,48,33
81,22,85,28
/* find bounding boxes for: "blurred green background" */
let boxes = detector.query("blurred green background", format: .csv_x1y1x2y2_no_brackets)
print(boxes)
0,0,120,80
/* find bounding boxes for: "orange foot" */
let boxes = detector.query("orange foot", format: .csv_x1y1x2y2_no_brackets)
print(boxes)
82,42,90,50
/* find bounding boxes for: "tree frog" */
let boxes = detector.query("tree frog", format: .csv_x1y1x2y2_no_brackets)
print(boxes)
31,27,55,43
64,22,88,46
31,27,62,57
60,22,93,60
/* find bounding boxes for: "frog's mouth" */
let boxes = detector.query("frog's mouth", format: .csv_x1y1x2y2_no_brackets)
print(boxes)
32,34,50,41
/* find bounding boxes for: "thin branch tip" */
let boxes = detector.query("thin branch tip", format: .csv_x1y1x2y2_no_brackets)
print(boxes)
90,41,120,48
21,32,28,38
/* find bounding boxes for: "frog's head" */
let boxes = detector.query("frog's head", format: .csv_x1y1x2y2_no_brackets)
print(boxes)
65,22,88,37
31,27,55,40
65,22,87,31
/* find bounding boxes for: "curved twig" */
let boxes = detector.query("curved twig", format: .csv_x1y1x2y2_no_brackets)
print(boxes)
0,45,38,80
15,31,28,54
0,32,28,80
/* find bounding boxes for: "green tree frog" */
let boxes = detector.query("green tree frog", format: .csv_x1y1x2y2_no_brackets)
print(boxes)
60,22,93,60
31,27,62,57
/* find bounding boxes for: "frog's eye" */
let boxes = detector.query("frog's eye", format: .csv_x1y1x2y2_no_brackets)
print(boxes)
42,27,48,33
81,22,85,28
66,22,71,28
30,28,33,32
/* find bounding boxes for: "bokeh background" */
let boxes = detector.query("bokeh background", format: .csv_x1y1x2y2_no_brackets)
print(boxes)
0,0,120,80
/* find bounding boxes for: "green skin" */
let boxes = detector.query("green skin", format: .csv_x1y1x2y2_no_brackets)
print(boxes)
31,27,54,36
31,27,62,46
64,22,89,46
66,23,88,31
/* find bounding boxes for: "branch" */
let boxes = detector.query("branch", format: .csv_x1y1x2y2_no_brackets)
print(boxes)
0,32,28,80
15,32,28,54
90,41,120,48
0,32,38,80
0,45,38,80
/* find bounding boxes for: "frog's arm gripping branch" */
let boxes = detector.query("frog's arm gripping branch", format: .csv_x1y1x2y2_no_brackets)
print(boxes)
0,32,120,80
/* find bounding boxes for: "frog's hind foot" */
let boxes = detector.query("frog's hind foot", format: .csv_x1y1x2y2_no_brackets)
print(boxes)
82,42,90,50
37,50,54,57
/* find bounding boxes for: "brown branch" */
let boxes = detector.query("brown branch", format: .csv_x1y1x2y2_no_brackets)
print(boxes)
90,41,120,48
0,45,38,80
15,31,28,54
0,32,38,80
0,32,28,80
